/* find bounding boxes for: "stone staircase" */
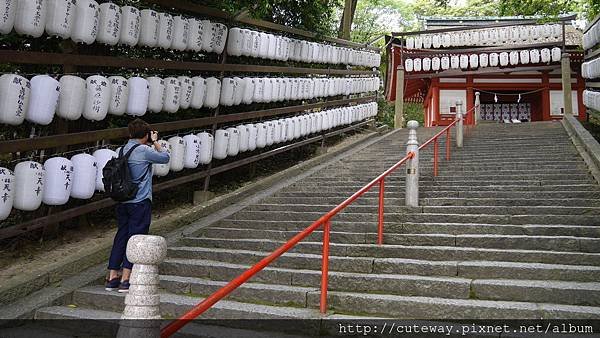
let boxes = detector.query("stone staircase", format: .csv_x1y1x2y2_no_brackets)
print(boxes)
33,121,600,335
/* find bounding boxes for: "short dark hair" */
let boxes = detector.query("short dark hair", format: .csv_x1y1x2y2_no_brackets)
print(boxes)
128,118,150,139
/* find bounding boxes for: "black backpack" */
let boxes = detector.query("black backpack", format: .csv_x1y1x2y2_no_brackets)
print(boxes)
102,144,150,202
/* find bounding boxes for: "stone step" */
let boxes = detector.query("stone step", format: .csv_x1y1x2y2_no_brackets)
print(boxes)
210,219,600,237
166,247,600,283
159,268,471,300
245,204,600,217
274,190,600,199
35,306,309,338
181,237,600,267
196,227,600,252
226,210,600,226
312,290,600,319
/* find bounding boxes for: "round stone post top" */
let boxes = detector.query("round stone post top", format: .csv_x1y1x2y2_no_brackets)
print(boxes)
407,120,419,130
126,235,167,265
475,92,480,97
455,99,463,106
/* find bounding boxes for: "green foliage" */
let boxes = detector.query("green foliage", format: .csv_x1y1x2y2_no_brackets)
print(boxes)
377,97,424,128
498,0,579,18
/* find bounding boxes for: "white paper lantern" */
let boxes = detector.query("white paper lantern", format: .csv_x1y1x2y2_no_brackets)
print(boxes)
213,129,229,159
200,19,214,53
92,148,116,191
197,132,213,164
186,18,202,51
541,48,551,63
255,123,267,148
182,134,201,169
530,49,540,64
14,0,47,37
26,75,60,125
0,74,30,125
190,76,206,109
263,78,273,103
459,55,468,69
479,53,488,68
241,77,254,105
152,140,170,176
405,58,413,72
163,77,180,113
226,127,240,156
233,77,244,105
265,121,274,146
413,58,422,72
211,22,227,54
469,54,478,68
57,75,86,120
551,47,561,62
171,15,188,51
405,37,414,49
220,77,236,106
96,3,120,45
520,50,530,64
168,136,185,172
422,57,431,71
146,77,164,113
249,30,260,57
227,27,243,56
127,77,148,116
13,161,44,211
83,75,110,121
489,52,499,67
246,124,257,151
157,12,173,49
259,32,270,58
42,157,72,205
0,167,14,220
70,153,96,199
0,0,16,34
71,0,98,44
138,9,158,47
450,55,460,69
432,34,441,48
441,56,449,70
177,76,193,109
285,118,295,140
236,125,249,152
204,77,220,109
118,5,139,46
45,0,74,39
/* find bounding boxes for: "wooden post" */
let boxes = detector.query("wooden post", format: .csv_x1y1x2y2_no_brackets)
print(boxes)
561,53,573,116
394,65,405,129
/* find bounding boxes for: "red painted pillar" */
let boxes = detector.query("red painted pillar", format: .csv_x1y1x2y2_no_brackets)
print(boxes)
577,74,586,121
432,79,440,126
541,72,551,121
466,76,474,125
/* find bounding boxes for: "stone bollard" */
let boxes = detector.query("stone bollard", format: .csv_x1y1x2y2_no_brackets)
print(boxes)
405,120,419,207
455,100,464,148
117,235,167,338
474,92,481,125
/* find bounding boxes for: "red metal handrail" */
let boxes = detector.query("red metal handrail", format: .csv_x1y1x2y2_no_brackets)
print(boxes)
161,115,468,337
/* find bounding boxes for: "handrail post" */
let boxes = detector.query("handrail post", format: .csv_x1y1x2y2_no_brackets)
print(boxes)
446,129,451,161
405,121,419,207
117,235,167,338
455,100,463,148
433,138,438,177
320,220,331,314
377,179,385,245
474,92,481,126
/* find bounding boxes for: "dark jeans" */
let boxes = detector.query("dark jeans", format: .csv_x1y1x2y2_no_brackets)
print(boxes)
108,199,152,271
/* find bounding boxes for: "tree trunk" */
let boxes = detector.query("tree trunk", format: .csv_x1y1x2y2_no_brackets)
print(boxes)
338,0,357,40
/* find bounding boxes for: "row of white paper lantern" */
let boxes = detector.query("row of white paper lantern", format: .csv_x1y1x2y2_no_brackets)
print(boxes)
404,47,562,73
219,76,379,107
405,24,563,50
0,73,379,125
583,21,600,50
0,0,228,53
0,102,377,219
583,90,600,111
227,28,380,67
581,58,600,79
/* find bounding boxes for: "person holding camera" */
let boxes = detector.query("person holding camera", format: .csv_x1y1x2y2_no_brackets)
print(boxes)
105,118,170,293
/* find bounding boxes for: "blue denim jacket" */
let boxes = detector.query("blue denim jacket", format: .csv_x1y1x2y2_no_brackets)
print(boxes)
121,139,170,204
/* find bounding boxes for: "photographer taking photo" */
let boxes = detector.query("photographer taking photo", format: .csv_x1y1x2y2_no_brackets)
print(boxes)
105,118,170,293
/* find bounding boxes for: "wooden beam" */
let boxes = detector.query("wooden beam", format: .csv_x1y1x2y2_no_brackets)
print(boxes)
405,65,561,80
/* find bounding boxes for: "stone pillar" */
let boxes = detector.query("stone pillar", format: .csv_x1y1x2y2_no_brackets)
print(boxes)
455,100,464,148
117,235,167,338
405,120,419,207
561,53,573,116
474,92,481,125
394,65,405,129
